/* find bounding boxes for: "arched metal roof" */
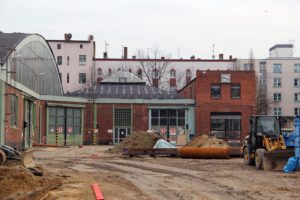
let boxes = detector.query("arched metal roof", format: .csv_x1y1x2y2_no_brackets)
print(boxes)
0,32,63,96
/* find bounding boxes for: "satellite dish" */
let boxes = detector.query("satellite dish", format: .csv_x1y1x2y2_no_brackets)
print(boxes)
67,33,72,39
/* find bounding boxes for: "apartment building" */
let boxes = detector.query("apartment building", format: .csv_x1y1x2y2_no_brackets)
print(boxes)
47,34,95,93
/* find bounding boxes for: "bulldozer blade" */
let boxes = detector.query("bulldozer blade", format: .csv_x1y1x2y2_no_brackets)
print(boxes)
21,149,35,168
263,149,294,171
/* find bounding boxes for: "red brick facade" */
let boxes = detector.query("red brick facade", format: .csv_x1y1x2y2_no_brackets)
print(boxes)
179,70,256,143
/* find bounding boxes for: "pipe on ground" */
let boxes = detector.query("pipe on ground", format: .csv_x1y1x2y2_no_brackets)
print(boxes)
179,147,230,159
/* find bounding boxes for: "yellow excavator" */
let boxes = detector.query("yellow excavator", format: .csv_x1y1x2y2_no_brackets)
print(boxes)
242,115,295,170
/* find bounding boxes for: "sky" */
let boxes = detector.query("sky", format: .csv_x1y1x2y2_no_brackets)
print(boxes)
1,0,300,59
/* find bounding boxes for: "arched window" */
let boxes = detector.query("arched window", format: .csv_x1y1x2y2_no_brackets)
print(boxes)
129,68,132,73
170,69,176,78
152,68,158,78
186,69,191,77
108,68,112,76
97,68,102,75
137,68,143,79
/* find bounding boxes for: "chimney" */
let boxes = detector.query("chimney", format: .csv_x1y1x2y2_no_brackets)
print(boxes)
88,35,94,41
219,54,223,60
132,55,136,59
229,55,232,60
190,55,195,60
64,33,72,41
103,52,108,59
123,47,128,59
161,57,165,60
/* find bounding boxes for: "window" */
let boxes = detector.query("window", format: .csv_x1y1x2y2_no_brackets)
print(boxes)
211,84,221,99
231,84,240,99
294,64,300,72
274,107,282,116
79,73,86,84
260,78,266,85
129,68,132,73
210,114,241,139
243,63,248,70
259,62,266,71
273,64,282,73
67,73,69,83
170,69,176,78
153,68,158,78
10,95,18,127
67,56,70,65
137,68,142,79
273,93,281,101
150,109,185,135
273,78,281,87
114,108,131,126
79,55,86,65
57,44,61,49
108,68,112,76
295,93,300,102
295,108,300,116
97,68,102,76
57,56,62,65
294,78,300,87
186,69,191,77
80,44,83,49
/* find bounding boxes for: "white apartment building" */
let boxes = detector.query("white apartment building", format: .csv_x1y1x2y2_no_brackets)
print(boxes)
236,44,300,116
47,34,95,93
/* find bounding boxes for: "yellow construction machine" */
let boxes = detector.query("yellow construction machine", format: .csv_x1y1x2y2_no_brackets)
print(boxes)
242,115,294,170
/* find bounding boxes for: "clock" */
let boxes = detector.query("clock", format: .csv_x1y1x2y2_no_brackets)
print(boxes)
221,74,231,83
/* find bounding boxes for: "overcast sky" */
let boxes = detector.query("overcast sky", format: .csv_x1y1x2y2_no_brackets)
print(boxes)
1,0,300,59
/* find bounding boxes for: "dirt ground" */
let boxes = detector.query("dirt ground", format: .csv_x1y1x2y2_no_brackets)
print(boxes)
2,146,300,200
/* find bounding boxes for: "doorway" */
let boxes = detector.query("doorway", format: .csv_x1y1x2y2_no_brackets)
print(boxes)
23,99,35,150
113,128,130,144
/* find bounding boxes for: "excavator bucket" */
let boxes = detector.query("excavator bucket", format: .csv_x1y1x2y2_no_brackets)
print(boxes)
21,149,35,168
263,149,294,171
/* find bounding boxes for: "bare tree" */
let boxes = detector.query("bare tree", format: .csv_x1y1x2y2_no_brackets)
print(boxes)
137,47,172,89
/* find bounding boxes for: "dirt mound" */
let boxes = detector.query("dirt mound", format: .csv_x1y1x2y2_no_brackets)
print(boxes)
108,130,162,153
185,135,229,148
0,162,61,200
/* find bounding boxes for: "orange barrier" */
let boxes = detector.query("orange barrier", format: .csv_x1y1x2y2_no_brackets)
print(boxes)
179,147,230,159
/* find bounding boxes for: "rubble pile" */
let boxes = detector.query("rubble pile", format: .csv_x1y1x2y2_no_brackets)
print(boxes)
108,130,162,153
185,135,229,148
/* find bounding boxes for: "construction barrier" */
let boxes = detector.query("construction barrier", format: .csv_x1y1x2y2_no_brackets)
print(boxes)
179,147,230,159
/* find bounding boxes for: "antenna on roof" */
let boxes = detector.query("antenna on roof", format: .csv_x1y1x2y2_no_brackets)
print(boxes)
105,40,109,53
212,44,215,59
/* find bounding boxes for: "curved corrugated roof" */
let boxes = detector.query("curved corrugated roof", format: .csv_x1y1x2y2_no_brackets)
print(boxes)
67,84,184,99
0,32,28,63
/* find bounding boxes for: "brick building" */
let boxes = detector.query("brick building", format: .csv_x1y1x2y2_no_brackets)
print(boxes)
179,70,256,153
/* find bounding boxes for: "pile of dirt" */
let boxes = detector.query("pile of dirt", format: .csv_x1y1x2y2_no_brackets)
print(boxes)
0,162,61,200
108,130,162,153
185,135,229,148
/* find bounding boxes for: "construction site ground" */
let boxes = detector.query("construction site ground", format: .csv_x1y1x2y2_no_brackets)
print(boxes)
2,145,300,200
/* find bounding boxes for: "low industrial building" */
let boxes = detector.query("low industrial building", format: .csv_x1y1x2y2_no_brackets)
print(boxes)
179,70,256,153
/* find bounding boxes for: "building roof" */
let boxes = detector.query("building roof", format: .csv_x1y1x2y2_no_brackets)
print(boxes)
0,32,28,63
269,44,293,51
68,84,184,99
101,70,145,84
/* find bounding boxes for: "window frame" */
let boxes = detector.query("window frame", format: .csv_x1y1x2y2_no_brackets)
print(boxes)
273,64,282,73
79,73,86,84
79,55,86,66
10,95,18,128
294,64,300,73
57,56,62,65
230,83,241,99
211,84,221,99
274,107,282,116
273,93,282,101
273,78,281,87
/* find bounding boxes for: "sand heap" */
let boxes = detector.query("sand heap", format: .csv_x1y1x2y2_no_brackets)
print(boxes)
108,130,162,153
185,135,229,148
0,163,61,200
